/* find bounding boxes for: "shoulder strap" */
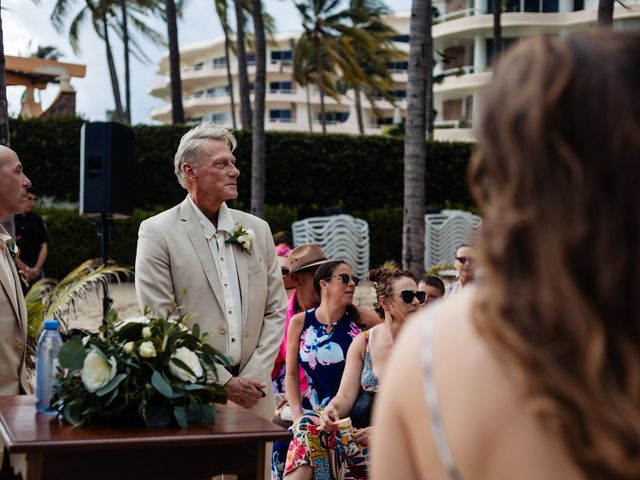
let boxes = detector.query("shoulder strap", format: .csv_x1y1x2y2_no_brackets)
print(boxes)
422,306,464,480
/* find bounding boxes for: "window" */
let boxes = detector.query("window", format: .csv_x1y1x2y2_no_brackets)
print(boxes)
193,90,204,98
392,34,410,43
210,112,229,123
270,50,292,64
207,85,230,97
386,61,409,72
193,62,204,71
488,0,558,12
269,81,293,93
246,53,256,65
270,109,293,122
187,116,203,124
212,56,227,68
319,111,349,123
394,90,407,99
376,117,394,126
573,0,584,10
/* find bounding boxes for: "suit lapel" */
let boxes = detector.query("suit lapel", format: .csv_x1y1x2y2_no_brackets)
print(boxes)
0,247,21,322
178,199,225,314
229,214,249,329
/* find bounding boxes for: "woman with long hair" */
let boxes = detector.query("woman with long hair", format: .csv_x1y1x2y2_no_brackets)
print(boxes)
285,267,423,479
372,31,640,480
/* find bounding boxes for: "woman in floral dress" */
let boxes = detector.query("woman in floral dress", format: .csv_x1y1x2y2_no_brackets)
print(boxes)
284,267,424,479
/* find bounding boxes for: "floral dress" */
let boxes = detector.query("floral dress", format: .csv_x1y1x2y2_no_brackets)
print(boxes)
272,308,361,480
284,329,379,480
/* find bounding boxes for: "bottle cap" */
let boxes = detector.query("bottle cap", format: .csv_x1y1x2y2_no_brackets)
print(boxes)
43,319,59,330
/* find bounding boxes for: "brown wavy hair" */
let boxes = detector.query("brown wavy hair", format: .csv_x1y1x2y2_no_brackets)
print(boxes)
469,32,640,478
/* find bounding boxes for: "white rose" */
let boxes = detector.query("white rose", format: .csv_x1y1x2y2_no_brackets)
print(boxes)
241,240,251,250
123,341,135,354
139,341,157,358
142,327,152,339
114,316,149,331
81,350,117,393
169,347,203,383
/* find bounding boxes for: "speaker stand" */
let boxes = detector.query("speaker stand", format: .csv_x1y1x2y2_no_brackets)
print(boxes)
100,213,113,320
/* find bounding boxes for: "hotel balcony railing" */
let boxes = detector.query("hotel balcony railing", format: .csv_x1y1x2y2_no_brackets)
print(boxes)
440,65,475,77
434,8,485,24
434,119,472,129
269,117,296,123
269,88,295,94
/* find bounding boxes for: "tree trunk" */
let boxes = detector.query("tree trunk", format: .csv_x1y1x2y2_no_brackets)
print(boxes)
165,0,184,124
597,0,614,26
121,0,131,125
223,32,237,129
402,0,427,278
354,84,364,135
306,84,313,133
316,37,326,134
425,0,435,139
234,0,252,130
102,11,125,123
493,0,502,62
0,8,10,147
249,0,266,218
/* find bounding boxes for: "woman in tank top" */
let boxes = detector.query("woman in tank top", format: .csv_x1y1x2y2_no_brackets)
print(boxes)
371,32,640,480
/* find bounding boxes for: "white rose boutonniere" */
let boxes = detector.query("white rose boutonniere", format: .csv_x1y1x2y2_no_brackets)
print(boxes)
225,225,255,254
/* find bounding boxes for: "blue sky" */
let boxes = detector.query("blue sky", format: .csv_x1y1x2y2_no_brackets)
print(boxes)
3,0,411,124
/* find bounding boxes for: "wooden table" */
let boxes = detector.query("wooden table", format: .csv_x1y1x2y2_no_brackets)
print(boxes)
0,395,290,480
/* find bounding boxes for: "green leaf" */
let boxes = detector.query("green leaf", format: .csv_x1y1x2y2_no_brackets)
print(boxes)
187,403,202,421
146,404,171,427
191,323,200,339
58,336,87,370
96,373,127,397
201,404,216,427
151,371,176,399
184,383,207,391
173,405,188,428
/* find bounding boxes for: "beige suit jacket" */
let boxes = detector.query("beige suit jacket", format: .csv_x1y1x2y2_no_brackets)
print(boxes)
135,197,287,419
0,240,30,395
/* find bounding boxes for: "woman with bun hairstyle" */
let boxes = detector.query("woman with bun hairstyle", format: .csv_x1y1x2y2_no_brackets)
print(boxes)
284,266,423,479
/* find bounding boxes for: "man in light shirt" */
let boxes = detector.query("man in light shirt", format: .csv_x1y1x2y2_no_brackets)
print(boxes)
0,145,32,396
135,124,287,424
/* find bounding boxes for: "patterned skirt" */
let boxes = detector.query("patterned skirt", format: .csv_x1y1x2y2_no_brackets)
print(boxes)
284,410,369,480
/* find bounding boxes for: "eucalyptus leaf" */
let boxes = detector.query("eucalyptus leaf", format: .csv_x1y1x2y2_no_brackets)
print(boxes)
174,405,188,428
151,371,176,399
146,404,171,427
191,323,200,339
201,404,216,427
58,336,87,370
96,373,127,397
184,383,207,391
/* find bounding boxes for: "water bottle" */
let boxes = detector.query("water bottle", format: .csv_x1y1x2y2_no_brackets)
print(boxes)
35,319,63,414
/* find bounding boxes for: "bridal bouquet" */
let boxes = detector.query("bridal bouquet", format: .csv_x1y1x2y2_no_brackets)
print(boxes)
54,310,230,428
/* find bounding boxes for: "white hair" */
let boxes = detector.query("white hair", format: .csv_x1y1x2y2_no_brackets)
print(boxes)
173,123,237,188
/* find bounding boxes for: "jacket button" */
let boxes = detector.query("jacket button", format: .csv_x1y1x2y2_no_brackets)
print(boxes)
218,326,227,334
15,340,24,350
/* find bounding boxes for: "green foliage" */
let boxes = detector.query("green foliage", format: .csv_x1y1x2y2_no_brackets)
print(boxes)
54,311,229,428
360,206,403,267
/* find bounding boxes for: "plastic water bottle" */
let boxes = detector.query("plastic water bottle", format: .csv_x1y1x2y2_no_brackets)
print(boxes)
35,319,63,414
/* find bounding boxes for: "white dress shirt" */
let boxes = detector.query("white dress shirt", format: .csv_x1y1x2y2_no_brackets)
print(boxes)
188,196,242,366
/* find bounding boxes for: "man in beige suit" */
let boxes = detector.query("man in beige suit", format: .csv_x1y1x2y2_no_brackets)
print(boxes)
0,145,32,397
135,124,287,423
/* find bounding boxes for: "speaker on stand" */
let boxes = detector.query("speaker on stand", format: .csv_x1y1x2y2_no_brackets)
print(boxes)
80,122,135,319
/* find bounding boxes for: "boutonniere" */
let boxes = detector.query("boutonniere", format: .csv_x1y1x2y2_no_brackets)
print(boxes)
5,240,18,260
225,225,255,254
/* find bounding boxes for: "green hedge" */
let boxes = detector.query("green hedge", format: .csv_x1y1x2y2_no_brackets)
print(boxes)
38,204,402,278
10,118,475,212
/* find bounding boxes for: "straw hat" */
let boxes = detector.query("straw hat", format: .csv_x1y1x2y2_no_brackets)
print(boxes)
287,243,330,274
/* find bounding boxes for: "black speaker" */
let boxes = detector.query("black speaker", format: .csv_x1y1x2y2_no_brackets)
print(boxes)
80,122,134,218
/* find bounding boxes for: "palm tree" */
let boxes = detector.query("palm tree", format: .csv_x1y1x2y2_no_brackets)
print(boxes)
213,0,237,129
249,0,266,217
402,0,427,277
234,0,252,129
164,0,184,123
493,0,502,60
0,5,10,147
294,0,362,133
597,0,614,25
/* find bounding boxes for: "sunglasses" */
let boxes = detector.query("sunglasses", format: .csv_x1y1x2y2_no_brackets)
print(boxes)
328,274,360,286
391,290,426,304
280,267,290,276
456,256,475,265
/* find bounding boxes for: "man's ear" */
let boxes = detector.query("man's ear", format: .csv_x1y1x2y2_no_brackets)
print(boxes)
182,163,195,179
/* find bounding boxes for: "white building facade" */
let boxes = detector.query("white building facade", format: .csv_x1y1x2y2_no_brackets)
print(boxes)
149,4,640,140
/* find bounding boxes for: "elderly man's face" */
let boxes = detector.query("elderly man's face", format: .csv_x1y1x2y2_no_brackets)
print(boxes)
185,140,240,206
454,246,477,284
0,147,31,219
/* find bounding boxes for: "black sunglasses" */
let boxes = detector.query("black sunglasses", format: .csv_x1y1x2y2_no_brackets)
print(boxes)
328,273,360,286
391,290,426,304
456,256,475,265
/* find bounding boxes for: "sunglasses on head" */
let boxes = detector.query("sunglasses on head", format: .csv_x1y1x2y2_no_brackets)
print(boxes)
328,273,360,286
456,256,475,265
391,290,426,304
